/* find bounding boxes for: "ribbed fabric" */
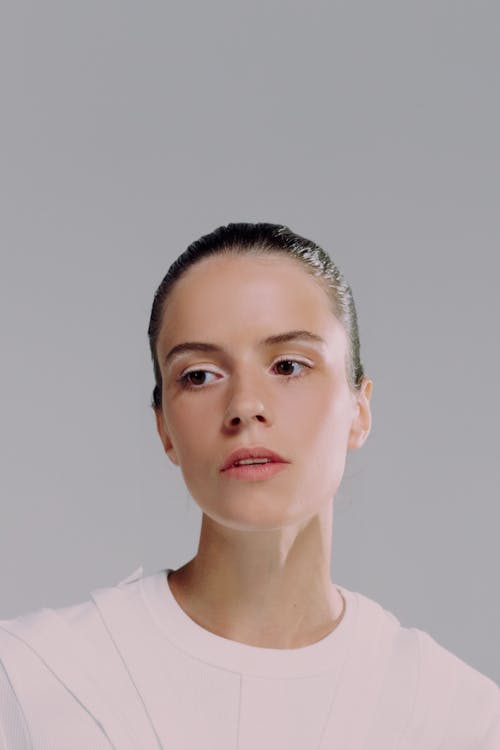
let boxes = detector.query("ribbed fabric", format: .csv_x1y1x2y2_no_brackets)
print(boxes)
0,659,31,749
0,565,498,749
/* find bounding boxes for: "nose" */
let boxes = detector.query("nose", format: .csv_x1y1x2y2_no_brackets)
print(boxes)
222,373,270,429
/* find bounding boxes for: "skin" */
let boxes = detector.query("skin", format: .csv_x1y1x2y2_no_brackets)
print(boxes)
154,252,373,649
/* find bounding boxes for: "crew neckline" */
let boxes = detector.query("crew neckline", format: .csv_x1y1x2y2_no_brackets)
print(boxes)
140,568,359,678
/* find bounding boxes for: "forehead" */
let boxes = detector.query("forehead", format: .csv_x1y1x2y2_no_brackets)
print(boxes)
158,254,345,351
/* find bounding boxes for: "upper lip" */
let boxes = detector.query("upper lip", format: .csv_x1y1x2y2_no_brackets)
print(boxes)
220,446,288,471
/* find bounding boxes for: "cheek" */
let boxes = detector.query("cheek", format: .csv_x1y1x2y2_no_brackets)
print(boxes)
297,383,351,434
171,399,221,463
300,403,352,496
303,400,353,478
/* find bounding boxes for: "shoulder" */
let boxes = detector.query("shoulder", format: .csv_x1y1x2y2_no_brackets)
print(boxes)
0,600,99,748
389,620,499,747
352,589,499,747
355,588,498,696
0,564,145,666
0,588,105,706
0,566,146,749
415,628,500,748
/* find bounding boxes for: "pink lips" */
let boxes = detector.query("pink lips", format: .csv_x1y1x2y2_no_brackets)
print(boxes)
220,445,288,472
221,461,288,481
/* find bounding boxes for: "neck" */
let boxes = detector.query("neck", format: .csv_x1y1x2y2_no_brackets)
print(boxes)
167,505,345,649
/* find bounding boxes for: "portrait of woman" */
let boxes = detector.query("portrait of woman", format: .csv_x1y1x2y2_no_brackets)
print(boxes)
1,222,499,748
2,0,500,746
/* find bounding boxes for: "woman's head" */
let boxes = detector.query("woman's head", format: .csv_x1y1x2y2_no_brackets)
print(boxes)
148,223,365,412
147,223,372,531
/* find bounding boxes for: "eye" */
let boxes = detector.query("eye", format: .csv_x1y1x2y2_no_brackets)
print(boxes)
272,358,310,378
177,369,218,390
177,358,311,391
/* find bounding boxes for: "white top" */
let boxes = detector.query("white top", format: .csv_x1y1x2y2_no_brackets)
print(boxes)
0,565,499,749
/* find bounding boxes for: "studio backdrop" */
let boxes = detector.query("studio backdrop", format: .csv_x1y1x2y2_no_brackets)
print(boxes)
1,0,498,684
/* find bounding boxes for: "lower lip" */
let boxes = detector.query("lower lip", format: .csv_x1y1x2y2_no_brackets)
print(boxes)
221,461,288,480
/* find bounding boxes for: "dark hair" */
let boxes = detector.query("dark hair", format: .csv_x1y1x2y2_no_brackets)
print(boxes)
147,222,365,411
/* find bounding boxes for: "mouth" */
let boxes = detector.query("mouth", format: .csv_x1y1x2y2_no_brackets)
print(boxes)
220,460,289,481
220,445,288,472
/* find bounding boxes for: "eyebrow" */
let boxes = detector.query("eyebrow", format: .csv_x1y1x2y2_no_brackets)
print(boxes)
163,330,326,368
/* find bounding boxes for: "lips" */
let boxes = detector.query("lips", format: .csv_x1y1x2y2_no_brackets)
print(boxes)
220,446,288,472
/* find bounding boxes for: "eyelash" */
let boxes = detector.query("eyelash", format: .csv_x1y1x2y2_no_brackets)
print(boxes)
177,358,312,391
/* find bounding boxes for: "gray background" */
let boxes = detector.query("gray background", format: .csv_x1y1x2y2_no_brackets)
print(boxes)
1,1,498,684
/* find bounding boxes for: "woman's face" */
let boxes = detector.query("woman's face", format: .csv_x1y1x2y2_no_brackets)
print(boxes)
155,253,371,531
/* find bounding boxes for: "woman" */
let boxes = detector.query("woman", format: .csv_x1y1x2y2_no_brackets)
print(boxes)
1,222,499,748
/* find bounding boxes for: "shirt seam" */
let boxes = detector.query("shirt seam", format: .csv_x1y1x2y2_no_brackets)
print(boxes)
90,594,164,749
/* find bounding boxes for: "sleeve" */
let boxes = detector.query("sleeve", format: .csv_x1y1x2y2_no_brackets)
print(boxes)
478,700,500,749
0,658,31,750
438,663,500,749
411,629,500,750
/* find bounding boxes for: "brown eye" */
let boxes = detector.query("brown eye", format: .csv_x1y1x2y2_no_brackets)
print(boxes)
273,359,310,378
178,369,218,390
185,371,207,386
275,360,296,376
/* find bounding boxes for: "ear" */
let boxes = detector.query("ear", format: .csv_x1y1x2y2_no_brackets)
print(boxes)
347,377,373,451
154,407,180,466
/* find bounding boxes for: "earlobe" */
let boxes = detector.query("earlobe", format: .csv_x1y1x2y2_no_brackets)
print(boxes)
154,408,179,465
